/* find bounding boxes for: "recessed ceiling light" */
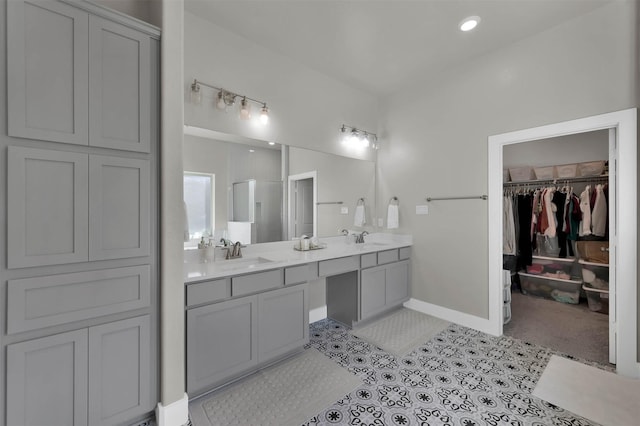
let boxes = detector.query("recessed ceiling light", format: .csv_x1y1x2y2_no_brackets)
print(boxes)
249,149,255,153
268,142,275,146
460,16,480,32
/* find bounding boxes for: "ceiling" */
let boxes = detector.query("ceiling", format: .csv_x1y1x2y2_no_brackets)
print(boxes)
184,0,611,97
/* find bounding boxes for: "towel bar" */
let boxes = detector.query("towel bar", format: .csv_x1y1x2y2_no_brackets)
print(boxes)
426,195,488,202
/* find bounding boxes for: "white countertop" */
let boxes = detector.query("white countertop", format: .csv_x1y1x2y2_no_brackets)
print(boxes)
184,233,412,283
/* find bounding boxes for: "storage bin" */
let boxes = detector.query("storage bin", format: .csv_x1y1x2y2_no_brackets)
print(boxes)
576,241,608,264
503,303,512,324
555,164,578,178
534,166,555,180
583,283,609,314
579,259,609,290
535,234,560,257
518,272,582,304
508,166,535,182
578,161,605,177
528,255,580,279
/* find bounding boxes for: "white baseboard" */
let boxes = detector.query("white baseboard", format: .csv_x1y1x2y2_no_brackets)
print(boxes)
309,305,327,323
404,298,499,336
156,393,189,426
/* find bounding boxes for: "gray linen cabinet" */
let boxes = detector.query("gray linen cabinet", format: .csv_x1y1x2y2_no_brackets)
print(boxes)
3,1,160,425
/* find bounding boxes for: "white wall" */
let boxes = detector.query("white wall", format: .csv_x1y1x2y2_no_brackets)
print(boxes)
378,1,638,320
183,12,379,163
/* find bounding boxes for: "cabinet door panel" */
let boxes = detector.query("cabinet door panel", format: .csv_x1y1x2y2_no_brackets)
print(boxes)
386,261,410,307
187,296,258,395
8,147,89,268
7,0,89,144
258,284,309,363
89,16,151,152
7,330,89,426
360,266,387,320
89,315,151,426
89,155,150,260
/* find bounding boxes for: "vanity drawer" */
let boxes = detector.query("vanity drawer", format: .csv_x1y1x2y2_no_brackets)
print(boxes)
399,247,411,260
232,269,283,297
318,256,359,277
377,249,399,265
187,278,230,307
285,264,310,285
361,253,377,268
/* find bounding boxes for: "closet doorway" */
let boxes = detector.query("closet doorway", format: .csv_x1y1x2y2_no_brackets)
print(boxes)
487,109,638,378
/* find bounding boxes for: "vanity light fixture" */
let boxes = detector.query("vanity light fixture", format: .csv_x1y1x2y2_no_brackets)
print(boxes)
190,78,270,125
340,124,378,149
459,16,480,32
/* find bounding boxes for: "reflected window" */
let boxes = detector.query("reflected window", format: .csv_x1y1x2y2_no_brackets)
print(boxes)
183,172,215,241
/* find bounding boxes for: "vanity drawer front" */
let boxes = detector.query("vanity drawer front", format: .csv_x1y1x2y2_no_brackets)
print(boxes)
232,269,283,297
361,253,377,268
186,278,230,307
399,247,411,260
377,249,399,265
285,265,310,285
318,256,359,277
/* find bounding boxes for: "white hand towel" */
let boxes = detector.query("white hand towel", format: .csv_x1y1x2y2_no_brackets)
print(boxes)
354,204,366,227
387,203,399,229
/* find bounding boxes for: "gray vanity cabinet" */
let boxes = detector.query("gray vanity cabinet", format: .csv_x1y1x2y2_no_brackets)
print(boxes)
89,155,151,260
186,295,259,395
7,329,89,426
89,15,151,152
88,315,152,426
7,0,152,153
360,259,410,322
6,315,151,426
7,146,89,268
7,0,89,145
258,284,309,364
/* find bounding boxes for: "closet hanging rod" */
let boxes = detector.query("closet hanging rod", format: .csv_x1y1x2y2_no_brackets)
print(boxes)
503,175,609,187
426,195,488,202
316,201,343,205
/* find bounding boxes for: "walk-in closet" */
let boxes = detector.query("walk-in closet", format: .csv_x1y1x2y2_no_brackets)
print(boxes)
502,129,612,366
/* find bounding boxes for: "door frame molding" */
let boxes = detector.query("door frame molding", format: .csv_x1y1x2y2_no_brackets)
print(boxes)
287,171,317,239
488,108,638,378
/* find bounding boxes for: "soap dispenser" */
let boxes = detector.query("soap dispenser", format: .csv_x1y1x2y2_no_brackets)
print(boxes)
198,236,206,249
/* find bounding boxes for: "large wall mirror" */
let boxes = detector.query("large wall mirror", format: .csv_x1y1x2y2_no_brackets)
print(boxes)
183,126,376,246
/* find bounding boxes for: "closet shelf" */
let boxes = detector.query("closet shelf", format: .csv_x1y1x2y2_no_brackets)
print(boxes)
504,174,608,187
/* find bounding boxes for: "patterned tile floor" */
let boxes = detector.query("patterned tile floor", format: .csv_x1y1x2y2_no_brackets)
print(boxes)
301,318,607,426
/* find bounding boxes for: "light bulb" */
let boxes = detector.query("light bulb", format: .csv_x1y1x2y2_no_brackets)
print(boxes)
460,16,480,32
239,97,251,120
348,129,360,146
216,91,226,110
360,133,369,148
190,81,202,105
260,104,269,124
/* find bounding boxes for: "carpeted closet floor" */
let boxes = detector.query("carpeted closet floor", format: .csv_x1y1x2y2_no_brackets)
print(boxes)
504,291,610,366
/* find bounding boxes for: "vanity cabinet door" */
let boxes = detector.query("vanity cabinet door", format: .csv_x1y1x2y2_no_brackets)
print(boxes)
360,266,387,320
88,315,151,426
89,155,150,260
7,0,89,145
386,260,410,307
258,284,309,364
7,329,89,426
187,296,258,395
89,16,151,152
7,146,89,268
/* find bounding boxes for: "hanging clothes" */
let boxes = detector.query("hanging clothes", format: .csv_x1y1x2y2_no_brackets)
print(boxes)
591,184,607,237
579,185,592,237
552,190,567,258
517,193,533,266
503,195,516,255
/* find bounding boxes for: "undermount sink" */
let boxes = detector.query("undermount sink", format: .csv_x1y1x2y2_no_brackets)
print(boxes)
214,256,273,270
358,242,389,249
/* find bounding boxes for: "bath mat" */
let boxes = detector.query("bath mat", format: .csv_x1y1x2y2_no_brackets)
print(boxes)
351,308,450,356
189,348,362,426
533,355,640,426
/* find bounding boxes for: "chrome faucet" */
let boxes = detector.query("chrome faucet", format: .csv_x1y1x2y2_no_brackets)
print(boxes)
355,231,368,244
224,241,243,259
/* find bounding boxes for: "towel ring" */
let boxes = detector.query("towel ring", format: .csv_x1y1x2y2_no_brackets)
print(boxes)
356,197,365,206
389,196,399,205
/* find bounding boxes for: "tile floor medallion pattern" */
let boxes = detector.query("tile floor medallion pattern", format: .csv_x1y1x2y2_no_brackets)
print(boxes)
300,318,609,426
